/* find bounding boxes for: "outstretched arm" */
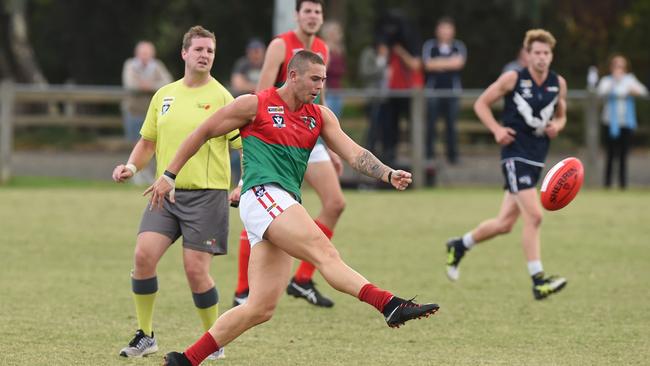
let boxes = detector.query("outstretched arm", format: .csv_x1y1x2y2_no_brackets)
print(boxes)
319,106,411,190
145,94,258,208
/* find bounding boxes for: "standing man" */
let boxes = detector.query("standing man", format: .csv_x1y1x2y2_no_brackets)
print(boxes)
122,40,173,184
145,50,439,366
232,0,344,308
422,17,466,165
112,26,241,359
445,29,568,300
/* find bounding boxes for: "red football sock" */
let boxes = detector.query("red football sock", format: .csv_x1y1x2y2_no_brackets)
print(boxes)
357,283,394,313
294,220,334,284
184,332,219,366
236,229,250,294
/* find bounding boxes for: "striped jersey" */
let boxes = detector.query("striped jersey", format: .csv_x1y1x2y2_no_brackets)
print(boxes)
240,88,323,202
501,68,560,166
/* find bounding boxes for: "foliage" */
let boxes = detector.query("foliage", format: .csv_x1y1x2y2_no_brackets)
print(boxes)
18,0,649,89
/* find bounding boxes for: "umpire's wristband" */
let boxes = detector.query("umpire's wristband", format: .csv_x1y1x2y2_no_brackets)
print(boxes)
163,170,177,180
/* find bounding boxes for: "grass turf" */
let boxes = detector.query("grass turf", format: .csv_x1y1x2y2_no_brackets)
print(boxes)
0,184,648,365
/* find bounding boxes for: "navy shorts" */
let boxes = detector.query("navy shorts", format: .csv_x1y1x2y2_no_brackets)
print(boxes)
501,158,543,193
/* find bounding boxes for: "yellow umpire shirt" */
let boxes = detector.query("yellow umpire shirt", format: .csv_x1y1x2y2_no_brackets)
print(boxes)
140,78,242,190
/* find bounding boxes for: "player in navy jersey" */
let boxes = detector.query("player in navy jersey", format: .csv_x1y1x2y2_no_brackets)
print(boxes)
445,29,568,300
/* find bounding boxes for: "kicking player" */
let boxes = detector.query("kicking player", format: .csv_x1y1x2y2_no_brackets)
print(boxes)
232,0,343,308
147,50,439,366
445,29,568,300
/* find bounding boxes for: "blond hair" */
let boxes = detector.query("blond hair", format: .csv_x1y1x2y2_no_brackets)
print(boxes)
182,25,216,50
523,29,556,51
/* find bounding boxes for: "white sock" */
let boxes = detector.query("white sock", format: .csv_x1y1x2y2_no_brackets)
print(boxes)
527,260,543,276
462,232,475,249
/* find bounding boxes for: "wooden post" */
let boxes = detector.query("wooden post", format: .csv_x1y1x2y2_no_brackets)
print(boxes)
410,89,425,189
0,80,16,184
583,89,599,187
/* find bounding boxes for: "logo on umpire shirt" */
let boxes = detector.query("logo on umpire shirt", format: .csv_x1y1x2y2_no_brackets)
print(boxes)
161,97,175,115
272,115,285,128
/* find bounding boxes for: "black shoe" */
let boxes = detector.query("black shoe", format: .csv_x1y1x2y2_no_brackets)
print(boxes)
384,297,439,328
163,352,192,366
232,289,249,307
532,274,567,300
286,278,334,308
445,237,466,281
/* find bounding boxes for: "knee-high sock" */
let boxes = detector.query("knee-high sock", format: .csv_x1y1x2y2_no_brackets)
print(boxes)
294,220,334,283
192,287,218,332
236,229,251,293
132,276,158,336
357,283,394,313
184,332,220,366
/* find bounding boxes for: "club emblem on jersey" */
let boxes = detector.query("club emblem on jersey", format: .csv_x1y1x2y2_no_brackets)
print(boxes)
268,106,284,114
520,79,533,88
272,115,285,128
546,86,559,93
301,116,317,130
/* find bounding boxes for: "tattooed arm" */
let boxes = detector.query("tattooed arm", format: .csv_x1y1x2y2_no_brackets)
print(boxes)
319,105,412,190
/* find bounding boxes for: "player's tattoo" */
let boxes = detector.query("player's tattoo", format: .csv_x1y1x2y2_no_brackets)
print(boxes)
352,150,388,180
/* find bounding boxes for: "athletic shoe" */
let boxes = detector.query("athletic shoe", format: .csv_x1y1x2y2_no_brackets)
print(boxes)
384,297,440,328
206,347,226,360
445,237,466,281
163,352,192,366
286,278,334,308
232,289,249,307
532,275,567,300
118,329,158,357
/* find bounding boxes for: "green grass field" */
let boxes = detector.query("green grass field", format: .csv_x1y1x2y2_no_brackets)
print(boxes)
1,182,649,365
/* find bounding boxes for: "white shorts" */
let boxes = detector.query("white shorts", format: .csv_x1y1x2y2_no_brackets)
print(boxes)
239,184,299,247
307,143,331,163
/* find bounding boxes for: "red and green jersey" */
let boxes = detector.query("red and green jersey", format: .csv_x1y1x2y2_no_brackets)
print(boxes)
240,88,323,202
274,31,329,87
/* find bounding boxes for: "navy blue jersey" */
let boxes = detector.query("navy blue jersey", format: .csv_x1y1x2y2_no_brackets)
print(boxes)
421,39,467,90
501,68,560,166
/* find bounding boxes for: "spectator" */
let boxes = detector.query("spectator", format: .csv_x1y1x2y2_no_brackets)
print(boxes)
377,9,423,166
422,17,466,166
502,47,528,74
597,54,648,189
321,21,346,118
359,41,388,154
122,41,172,184
230,38,265,96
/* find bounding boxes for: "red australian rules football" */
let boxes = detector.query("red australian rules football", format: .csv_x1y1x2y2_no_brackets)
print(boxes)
540,157,584,211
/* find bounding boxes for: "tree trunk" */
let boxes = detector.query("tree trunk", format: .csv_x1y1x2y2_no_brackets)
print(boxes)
1,0,47,84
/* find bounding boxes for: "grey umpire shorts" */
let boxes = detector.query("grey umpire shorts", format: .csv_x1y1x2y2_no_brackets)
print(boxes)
139,189,229,255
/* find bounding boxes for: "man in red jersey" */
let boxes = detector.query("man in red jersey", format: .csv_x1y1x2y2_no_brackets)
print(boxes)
232,0,343,308
147,50,439,366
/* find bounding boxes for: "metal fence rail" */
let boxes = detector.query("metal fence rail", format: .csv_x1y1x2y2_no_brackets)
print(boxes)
1,80,648,186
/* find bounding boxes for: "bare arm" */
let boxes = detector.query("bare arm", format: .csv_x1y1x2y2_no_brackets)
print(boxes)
393,44,421,71
231,73,256,94
474,71,518,145
256,38,285,91
545,76,567,139
145,94,258,208
424,55,465,72
112,138,155,182
319,106,411,190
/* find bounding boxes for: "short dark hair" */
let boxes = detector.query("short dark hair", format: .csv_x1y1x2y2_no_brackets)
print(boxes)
296,0,324,12
437,16,455,27
182,25,216,50
287,50,325,75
